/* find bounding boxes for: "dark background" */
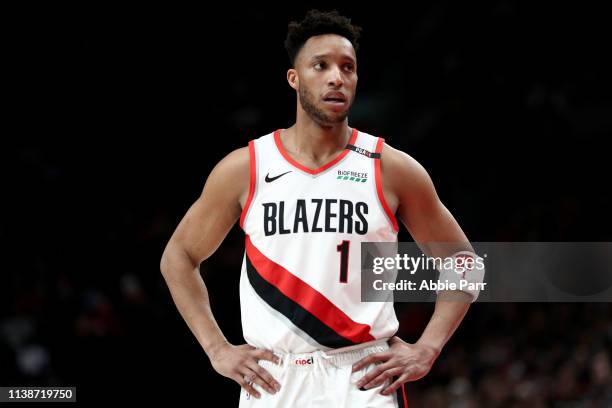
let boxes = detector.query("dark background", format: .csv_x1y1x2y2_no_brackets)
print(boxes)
4,2,612,406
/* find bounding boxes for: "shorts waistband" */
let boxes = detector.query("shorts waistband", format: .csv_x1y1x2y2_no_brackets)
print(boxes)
259,339,390,370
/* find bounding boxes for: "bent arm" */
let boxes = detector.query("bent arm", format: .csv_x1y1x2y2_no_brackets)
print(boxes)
382,143,473,355
160,147,249,359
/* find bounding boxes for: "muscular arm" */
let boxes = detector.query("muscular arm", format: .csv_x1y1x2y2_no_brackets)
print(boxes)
352,143,477,392
383,143,472,355
160,147,281,398
160,146,248,358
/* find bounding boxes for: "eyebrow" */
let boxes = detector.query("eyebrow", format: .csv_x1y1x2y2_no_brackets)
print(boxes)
310,53,356,64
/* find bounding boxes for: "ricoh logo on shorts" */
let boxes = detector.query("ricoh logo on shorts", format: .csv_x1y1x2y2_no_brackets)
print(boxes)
294,357,314,365
337,169,368,183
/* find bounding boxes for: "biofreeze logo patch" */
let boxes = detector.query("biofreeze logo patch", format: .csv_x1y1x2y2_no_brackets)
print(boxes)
337,169,368,183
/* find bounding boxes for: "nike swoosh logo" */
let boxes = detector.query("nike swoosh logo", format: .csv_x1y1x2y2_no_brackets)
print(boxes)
265,171,292,182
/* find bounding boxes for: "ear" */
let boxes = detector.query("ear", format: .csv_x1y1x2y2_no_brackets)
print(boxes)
287,68,299,91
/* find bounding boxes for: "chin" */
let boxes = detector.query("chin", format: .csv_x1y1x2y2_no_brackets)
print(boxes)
322,108,349,121
332,112,349,122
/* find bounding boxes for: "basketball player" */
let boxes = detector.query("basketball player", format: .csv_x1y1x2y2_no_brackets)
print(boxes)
161,10,481,407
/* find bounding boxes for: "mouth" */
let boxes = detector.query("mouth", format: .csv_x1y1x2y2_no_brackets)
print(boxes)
322,98,347,106
322,94,348,108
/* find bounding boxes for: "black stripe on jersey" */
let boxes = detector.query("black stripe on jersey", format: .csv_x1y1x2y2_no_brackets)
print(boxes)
245,253,357,349
345,144,381,159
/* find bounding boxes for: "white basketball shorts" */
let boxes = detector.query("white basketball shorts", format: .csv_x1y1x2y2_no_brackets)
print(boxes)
238,339,409,407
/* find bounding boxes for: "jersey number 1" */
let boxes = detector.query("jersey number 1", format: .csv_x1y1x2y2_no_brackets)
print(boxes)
336,240,350,283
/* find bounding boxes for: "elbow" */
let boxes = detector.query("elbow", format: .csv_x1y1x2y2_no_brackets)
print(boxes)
160,240,200,279
160,246,171,278
160,240,179,279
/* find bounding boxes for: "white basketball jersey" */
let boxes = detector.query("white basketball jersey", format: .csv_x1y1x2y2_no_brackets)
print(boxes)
239,128,400,353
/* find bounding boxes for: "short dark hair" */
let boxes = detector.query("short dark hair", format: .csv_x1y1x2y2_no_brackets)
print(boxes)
284,9,362,67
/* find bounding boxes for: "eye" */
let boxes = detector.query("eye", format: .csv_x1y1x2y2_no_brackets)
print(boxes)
314,62,326,70
344,64,355,72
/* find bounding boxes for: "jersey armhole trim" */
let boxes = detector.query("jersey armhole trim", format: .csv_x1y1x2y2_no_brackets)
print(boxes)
374,137,400,232
239,140,256,230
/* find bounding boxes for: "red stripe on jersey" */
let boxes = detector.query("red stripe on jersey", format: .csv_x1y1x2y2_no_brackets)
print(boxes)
401,382,409,407
374,137,400,232
245,235,375,344
240,140,256,230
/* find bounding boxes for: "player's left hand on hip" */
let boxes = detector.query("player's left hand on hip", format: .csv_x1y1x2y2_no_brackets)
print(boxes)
351,336,439,395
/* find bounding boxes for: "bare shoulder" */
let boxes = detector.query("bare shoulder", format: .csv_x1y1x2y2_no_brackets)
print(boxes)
213,145,250,177
203,145,251,211
381,142,432,191
164,145,251,263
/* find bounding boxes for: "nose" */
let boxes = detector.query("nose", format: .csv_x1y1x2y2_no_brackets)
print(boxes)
327,66,343,87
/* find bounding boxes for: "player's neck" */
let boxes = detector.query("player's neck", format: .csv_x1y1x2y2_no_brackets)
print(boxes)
283,119,351,163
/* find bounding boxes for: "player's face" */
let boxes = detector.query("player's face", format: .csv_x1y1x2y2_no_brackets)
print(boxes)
290,34,358,125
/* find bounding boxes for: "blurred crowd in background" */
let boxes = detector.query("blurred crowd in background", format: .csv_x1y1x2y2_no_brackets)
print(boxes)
4,2,612,406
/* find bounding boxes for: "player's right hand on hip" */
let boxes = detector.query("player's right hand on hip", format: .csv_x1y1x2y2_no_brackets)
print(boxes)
208,343,281,399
